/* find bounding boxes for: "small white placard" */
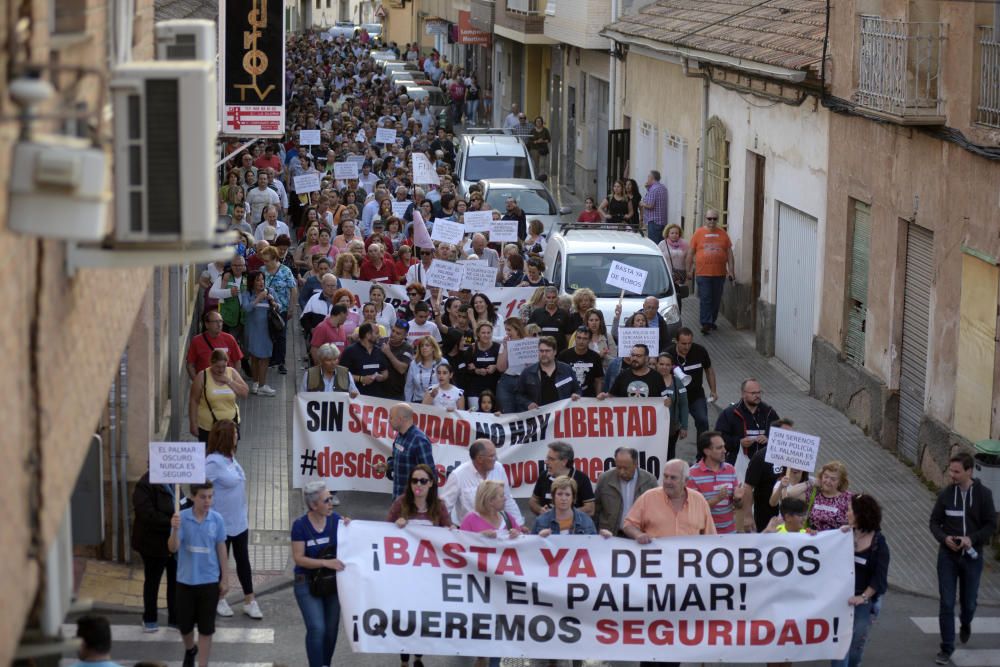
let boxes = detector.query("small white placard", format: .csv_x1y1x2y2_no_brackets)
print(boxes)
355,129,367,142
294,173,321,194
489,219,518,243
346,155,367,169
765,428,821,472
300,129,321,145
431,219,466,245
463,210,493,233
149,442,206,484
425,259,464,291
460,264,498,292
617,327,659,357
411,153,440,185
375,128,397,144
391,201,412,219
506,338,540,367
333,162,359,180
606,260,649,294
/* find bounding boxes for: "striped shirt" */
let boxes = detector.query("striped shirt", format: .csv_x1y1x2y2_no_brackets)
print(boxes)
686,460,738,533
641,181,669,226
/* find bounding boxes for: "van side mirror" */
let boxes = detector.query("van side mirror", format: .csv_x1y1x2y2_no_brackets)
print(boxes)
558,206,572,215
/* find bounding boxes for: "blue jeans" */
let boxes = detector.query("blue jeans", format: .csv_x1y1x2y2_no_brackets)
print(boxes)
688,395,709,435
937,547,984,654
695,275,726,327
646,223,665,245
496,374,523,413
294,580,341,667
830,600,877,667
465,100,478,125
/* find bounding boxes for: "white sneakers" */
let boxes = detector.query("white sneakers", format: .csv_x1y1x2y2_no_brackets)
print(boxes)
216,599,234,617
257,384,276,397
244,599,263,619
249,382,259,395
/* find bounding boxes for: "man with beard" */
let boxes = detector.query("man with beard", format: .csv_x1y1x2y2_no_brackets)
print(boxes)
601,344,666,399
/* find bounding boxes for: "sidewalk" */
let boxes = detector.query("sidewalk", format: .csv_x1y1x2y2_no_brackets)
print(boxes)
677,295,1000,604
76,321,302,612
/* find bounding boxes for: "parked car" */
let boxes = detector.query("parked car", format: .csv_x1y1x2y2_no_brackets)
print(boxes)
456,134,537,197
361,22,383,39
480,179,571,236
542,227,681,342
326,22,358,39
403,85,448,116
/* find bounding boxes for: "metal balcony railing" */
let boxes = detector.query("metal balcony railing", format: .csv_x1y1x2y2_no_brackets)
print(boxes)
979,26,1000,128
854,15,945,121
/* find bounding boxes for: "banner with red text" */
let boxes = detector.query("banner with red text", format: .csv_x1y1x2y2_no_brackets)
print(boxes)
336,521,853,662
292,395,668,493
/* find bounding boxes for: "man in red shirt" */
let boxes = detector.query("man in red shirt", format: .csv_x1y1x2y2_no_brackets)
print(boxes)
359,243,399,283
310,305,349,363
185,311,244,379
686,209,734,335
253,144,282,176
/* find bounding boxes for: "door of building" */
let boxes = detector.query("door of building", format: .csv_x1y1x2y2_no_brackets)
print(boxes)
607,129,629,197
774,203,818,379
896,223,934,463
566,85,576,192
750,154,765,330
595,78,609,201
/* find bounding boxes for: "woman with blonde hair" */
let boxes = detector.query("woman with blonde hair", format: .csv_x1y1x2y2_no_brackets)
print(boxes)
804,461,852,531
460,480,522,537
567,287,596,332
496,317,528,413
332,252,359,281
405,335,442,403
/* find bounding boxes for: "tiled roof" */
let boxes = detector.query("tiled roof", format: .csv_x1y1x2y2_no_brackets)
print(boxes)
604,0,827,73
155,0,218,22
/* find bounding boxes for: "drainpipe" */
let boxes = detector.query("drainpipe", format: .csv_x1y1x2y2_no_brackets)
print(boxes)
168,265,182,441
683,58,710,230
119,350,131,565
107,374,119,562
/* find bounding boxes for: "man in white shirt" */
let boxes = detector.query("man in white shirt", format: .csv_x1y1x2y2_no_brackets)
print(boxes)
265,168,288,215
440,439,523,525
246,171,280,224
405,246,436,286
502,103,520,130
253,205,290,241
357,162,378,194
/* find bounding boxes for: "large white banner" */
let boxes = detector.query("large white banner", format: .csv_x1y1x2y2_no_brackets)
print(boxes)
339,279,536,324
293,395,669,494
336,521,853,662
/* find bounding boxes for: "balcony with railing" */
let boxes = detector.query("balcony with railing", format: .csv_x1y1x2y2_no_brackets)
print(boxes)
470,0,495,33
497,0,547,37
979,26,1000,129
853,15,946,125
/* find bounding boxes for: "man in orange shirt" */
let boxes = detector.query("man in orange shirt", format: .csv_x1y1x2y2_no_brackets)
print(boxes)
623,459,715,667
686,209,735,335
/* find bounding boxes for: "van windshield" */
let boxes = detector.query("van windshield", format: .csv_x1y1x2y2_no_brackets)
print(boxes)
565,253,673,298
465,156,532,182
485,188,556,215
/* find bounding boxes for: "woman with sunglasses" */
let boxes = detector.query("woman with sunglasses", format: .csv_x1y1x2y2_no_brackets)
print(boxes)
290,481,350,667
387,464,450,667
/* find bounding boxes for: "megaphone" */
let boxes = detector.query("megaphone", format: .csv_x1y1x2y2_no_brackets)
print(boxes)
673,366,692,387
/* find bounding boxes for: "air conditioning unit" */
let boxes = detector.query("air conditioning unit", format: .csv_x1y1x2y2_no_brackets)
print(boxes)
155,19,216,61
110,61,216,244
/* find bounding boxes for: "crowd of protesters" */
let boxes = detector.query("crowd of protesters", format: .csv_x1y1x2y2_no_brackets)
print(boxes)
116,28,998,667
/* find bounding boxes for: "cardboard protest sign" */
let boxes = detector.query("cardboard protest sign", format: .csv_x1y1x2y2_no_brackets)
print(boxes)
411,153,440,185
460,263,498,292
505,338,539,367
463,210,493,233
333,161,359,180
390,201,411,219
293,173,321,194
606,261,648,294
617,327,660,357
149,442,206,484
765,428,821,472
299,129,321,145
425,259,465,291
375,128,397,144
489,219,518,243
431,219,466,245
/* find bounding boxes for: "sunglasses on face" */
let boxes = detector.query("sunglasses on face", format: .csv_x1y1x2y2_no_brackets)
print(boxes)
411,477,432,486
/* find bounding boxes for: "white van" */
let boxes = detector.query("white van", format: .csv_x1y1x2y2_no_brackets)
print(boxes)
455,134,536,197
542,226,681,340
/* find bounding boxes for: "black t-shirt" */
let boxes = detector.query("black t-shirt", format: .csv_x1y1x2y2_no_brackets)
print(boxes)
666,342,712,400
610,368,667,398
340,342,388,397
531,468,595,509
538,366,560,406
464,342,501,397
375,340,412,400
558,348,604,397
529,307,570,350
744,447,786,533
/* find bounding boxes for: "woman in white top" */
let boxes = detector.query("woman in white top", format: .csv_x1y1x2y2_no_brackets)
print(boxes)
367,284,397,330
204,420,263,619
496,317,531,414
405,335,442,403
423,361,465,411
